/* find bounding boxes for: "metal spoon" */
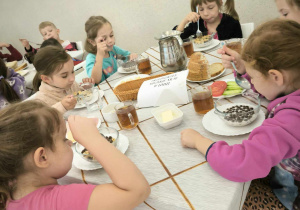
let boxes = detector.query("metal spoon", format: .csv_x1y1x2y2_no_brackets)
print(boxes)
196,6,202,38
231,61,251,89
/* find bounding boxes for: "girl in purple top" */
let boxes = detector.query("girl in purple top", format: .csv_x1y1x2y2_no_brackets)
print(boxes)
0,101,150,210
0,58,26,109
181,19,300,209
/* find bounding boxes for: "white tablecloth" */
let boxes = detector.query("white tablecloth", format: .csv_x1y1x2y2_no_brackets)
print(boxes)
58,43,270,210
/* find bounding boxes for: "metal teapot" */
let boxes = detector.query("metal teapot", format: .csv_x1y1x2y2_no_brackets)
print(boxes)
156,31,187,72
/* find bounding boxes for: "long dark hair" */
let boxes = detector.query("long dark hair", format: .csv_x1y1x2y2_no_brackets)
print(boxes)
0,59,20,103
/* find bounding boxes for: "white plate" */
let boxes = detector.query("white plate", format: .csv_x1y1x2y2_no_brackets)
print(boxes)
117,66,136,74
186,68,226,83
72,134,129,170
213,79,246,99
74,89,104,109
193,39,220,52
18,70,30,76
114,74,149,88
202,105,265,136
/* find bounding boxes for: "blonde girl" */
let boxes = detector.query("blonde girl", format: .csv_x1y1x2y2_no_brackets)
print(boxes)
181,19,300,209
0,100,150,210
85,16,137,84
175,0,242,40
32,46,93,113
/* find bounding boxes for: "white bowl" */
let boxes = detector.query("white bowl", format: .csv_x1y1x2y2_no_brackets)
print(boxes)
151,103,183,129
102,102,119,123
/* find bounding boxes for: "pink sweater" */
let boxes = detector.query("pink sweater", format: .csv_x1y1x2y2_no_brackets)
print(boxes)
7,184,96,210
207,89,300,182
34,81,82,113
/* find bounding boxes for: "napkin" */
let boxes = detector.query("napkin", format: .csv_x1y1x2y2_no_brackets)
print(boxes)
137,70,189,108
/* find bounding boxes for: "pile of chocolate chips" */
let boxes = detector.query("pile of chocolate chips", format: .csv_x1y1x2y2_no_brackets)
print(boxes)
224,105,255,123
104,135,114,143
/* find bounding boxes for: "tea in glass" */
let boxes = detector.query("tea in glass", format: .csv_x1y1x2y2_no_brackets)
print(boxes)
191,86,214,114
115,101,139,130
137,55,152,74
182,38,194,58
225,38,243,54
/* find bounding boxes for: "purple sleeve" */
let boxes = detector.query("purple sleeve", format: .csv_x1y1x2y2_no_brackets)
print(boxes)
207,109,300,182
7,68,27,100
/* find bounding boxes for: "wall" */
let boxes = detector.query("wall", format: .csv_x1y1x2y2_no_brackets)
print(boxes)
0,0,278,55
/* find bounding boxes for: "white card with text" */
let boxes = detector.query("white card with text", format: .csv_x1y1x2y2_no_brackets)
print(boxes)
137,70,189,108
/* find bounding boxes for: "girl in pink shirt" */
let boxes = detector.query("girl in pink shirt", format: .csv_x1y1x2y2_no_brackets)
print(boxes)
0,100,150,210
181,19,300,209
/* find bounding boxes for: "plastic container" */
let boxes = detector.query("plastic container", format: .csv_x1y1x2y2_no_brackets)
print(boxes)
102,102,119,123
214,91,261,127
151,103,183,129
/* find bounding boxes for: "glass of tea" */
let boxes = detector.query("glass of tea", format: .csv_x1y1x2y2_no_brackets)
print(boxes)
225,38,243,54
136,55,152,74
191,85,214,114
182,37,194,58
114,101,139,130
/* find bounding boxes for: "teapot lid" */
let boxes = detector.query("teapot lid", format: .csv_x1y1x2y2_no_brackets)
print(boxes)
154,30,182,40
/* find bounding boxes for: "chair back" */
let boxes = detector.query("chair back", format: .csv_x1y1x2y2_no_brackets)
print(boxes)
76,41,83,51
67,41,84,60
241,23,254,39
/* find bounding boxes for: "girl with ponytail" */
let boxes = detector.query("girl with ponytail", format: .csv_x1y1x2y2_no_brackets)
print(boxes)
175,0,242,40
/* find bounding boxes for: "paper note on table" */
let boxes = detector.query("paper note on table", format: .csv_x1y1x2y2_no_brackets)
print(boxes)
137,70,189,108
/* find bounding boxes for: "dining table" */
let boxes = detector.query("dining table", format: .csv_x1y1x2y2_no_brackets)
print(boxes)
58,42,270,210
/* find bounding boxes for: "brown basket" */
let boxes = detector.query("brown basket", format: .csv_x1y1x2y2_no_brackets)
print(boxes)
113,72,173,101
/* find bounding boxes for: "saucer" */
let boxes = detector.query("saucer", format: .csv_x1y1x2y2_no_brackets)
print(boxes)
193,39,220,52
117,66,136,74
72,134,129,170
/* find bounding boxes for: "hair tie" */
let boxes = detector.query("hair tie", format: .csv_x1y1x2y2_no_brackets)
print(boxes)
0,75,4,80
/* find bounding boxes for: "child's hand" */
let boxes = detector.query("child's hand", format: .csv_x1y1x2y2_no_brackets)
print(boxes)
0,42,10,49
217,46,245,74
129,53,138,61
96,42,107,57
68,115,99,145
82,77,95,84
19,39,30,49
180,128,203,149
61,95,77,110
184,12,200,24
181,129,215,155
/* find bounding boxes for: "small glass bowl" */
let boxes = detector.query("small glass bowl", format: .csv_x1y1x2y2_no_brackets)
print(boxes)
214,91,261,127
121,60,137,72
75,127,119,163
193,32,214,48
73,82,94,104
